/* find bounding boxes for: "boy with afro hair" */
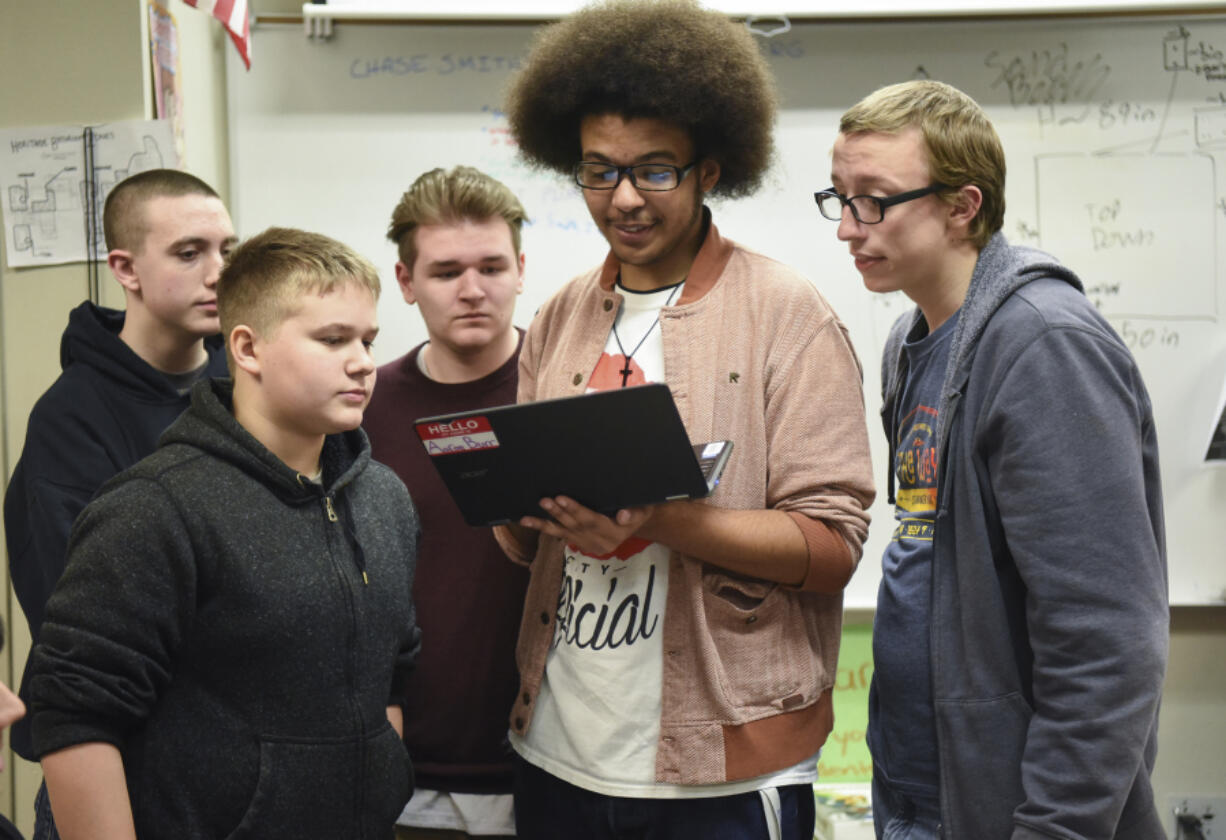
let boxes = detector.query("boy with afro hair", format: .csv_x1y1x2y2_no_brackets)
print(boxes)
497,2,875,837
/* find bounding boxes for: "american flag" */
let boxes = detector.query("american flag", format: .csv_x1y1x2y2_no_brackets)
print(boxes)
181,0,251,69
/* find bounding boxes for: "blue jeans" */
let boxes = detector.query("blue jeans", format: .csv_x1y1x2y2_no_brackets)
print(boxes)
871,771,941,840
34,781,61,840
513,757,815,840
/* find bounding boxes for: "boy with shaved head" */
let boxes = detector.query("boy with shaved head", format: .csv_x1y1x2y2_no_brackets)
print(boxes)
4,168,234,840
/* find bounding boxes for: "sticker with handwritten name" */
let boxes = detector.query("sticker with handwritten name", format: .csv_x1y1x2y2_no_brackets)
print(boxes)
416,417,499,456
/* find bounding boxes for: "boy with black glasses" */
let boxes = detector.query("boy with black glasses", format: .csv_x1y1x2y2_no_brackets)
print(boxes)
823,79,1167,840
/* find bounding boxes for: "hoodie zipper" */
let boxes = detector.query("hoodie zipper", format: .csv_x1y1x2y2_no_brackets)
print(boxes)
297,471,373,834
324,494,368,584
320,487,370,833
301,473,368,585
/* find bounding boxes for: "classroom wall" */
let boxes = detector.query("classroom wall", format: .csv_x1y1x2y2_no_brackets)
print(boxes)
0,2,145,829
0,2,1222,837
0,0,229,832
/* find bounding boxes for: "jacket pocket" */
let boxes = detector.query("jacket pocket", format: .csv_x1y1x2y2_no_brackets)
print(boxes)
701,571,816,709
935,692,1031,839
224,723,410,840
365,721,413,827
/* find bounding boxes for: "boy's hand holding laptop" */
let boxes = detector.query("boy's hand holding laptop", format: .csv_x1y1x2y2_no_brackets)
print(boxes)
519,494,657,557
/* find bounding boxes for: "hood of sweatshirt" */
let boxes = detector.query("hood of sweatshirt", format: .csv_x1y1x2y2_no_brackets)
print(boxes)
159,378,372,506
60,302,225,397
880,232,1084,503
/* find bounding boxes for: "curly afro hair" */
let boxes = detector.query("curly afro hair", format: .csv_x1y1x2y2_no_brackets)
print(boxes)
505,0,778,199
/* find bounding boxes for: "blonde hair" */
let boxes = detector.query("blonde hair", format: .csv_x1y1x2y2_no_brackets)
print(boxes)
103,168,220,253
387,166,528,268
839,80,1005,248
219,227,380,367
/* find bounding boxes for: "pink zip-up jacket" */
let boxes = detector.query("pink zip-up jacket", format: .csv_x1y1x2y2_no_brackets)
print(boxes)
496,216,875,785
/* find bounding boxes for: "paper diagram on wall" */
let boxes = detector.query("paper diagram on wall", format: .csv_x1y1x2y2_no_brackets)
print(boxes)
0,119,178,268
1025,24,1224,325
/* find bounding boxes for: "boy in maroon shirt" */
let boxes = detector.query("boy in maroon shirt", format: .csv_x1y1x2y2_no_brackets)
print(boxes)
363,166,529,840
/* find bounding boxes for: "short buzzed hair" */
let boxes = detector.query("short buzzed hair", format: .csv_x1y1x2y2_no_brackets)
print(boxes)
839,80,1006,248
102,169,221,253
218,227,381,369
387,166,528,269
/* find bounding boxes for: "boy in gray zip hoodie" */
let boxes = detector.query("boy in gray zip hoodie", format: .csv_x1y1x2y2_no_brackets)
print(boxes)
28,227,421,840
817,81,1167,839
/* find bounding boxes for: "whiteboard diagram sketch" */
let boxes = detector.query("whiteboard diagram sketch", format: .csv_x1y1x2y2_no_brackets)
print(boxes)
1028,25,1222,322
0,119,178,268
228,15,1226,604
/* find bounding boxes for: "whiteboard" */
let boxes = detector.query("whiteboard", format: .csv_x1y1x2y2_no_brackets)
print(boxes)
227,15,1226,606
299,0,1226,21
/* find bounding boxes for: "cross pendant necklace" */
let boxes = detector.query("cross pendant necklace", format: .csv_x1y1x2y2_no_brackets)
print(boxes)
611,282,682,387
618,356,635,387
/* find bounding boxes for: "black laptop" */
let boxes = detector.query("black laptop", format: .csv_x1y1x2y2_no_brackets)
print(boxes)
413,383,733,527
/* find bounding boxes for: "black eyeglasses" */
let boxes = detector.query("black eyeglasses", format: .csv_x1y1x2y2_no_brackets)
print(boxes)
814,184,948,224
574,161,698,192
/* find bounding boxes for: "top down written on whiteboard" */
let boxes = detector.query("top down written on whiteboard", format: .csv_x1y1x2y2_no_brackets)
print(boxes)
0,119,178,269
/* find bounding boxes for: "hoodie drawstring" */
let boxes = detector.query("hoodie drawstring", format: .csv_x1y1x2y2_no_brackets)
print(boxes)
336,493,369,585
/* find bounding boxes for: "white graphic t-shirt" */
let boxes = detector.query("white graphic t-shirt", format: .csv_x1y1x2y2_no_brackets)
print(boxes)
512,281,820,799
512,281,678,795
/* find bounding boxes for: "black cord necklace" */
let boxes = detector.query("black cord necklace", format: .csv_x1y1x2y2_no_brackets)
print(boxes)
611,282,682,387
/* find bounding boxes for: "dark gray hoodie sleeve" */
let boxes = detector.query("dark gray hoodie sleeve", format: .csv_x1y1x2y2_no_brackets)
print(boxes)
28,477,196,756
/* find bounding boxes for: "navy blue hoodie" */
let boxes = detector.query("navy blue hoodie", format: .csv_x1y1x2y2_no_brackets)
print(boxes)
3,302,226,758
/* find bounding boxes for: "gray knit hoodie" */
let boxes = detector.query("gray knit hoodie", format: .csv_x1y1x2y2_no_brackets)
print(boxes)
880,233,1168,840
29,378,421,840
